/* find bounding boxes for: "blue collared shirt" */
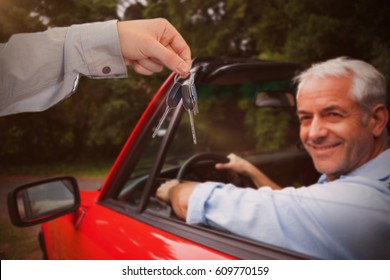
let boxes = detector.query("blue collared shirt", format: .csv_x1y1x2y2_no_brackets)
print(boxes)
187,149,390,259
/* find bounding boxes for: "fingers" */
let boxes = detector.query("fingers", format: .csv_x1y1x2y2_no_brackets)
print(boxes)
130,49,190,77
128,61,153,76
138,58,164,73
215,154,232,170
168,41,192,78
117,18,192,78
156,179,179,203
146,40,191,78
215,153,244,173
129,58,164,76
142,19,191,77
215,163,225,170
158,19,192,77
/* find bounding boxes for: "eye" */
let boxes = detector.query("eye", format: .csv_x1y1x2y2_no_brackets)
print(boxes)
298,115,312,124
326,112,343,121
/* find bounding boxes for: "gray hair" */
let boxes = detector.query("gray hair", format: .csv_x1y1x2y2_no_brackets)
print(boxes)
295,57,388,145
295,57,387,110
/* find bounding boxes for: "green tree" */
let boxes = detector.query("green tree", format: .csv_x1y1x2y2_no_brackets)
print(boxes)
0,0,128,163
0,0,45,41
1,0,389,165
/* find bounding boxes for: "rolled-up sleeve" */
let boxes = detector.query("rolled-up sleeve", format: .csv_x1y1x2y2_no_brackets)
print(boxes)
186,178,390,259
187,182,279,237
0,20,127,116
187,182,222,225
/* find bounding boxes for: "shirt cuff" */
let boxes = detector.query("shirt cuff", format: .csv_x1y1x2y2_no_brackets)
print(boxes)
186,182,222,225
72,20,128,78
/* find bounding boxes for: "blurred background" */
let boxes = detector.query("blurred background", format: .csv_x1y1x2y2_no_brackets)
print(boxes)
1,0,390,258
1,0,390,172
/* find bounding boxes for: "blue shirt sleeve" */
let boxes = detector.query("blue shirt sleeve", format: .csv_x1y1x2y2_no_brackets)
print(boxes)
187,173,390,259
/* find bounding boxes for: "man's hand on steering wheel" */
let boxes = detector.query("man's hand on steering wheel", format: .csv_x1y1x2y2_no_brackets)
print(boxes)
215,153,253,175
176,152,255,187
216,153,282,190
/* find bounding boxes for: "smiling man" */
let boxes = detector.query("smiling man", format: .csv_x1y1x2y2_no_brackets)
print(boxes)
157,57,390,259
296,66,387,182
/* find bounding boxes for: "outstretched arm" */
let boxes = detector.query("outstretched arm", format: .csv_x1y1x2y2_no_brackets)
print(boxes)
1,18,191,116
215,153,282,190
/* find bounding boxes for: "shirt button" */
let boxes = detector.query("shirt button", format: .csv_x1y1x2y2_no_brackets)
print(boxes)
102,66,111,74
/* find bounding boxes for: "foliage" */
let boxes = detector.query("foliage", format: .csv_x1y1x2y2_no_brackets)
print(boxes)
1,0,389,165
0,0,44,41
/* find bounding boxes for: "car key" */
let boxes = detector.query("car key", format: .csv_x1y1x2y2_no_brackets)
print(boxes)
181,83,197,144
188,72,199,114
191,83,199,114
152,79,182,138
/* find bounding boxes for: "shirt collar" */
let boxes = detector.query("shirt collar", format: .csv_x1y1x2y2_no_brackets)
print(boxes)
317,149,390,184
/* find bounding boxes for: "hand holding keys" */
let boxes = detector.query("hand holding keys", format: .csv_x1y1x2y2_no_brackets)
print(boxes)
152,71,198,144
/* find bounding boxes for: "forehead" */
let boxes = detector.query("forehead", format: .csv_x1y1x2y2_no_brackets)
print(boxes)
297,75,355,109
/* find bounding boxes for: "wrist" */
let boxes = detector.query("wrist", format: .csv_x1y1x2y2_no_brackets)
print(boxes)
243,163,256,178
167,180,180,202
78,20,127,77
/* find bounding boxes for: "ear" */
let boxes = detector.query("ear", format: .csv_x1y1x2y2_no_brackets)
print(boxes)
368,104,389,137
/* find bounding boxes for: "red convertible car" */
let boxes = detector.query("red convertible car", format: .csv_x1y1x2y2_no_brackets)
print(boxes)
8,57,320,259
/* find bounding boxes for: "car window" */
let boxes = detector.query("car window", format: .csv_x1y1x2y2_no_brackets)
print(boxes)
164,82,299,165
160,81,318,186
115,125,164,207
117,79,319,206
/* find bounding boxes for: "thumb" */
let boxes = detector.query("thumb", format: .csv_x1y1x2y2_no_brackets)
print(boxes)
148,43,191,78
215,163,227,170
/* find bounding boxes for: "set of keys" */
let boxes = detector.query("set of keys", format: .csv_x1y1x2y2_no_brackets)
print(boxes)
152,71,199,144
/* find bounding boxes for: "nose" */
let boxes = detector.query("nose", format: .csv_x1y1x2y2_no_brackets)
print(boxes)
307,116,328,141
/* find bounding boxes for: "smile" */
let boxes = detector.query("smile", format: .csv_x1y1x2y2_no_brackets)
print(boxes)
312,143,340,150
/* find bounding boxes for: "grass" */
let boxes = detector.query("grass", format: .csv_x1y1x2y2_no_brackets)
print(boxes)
0,217,42,260
0,160,114,178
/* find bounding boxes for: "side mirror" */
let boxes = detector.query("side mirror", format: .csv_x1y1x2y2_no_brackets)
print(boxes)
7,177,80,227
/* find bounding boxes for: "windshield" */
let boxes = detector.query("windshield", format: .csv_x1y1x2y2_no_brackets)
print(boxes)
122,78,319,194
162,81,300,167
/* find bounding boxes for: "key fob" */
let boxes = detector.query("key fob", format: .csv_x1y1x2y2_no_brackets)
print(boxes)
166,82,182,107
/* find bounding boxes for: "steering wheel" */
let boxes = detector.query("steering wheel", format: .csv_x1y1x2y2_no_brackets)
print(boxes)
177,152,254,188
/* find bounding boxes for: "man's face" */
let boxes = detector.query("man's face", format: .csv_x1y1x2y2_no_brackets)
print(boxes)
297,75,376,181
